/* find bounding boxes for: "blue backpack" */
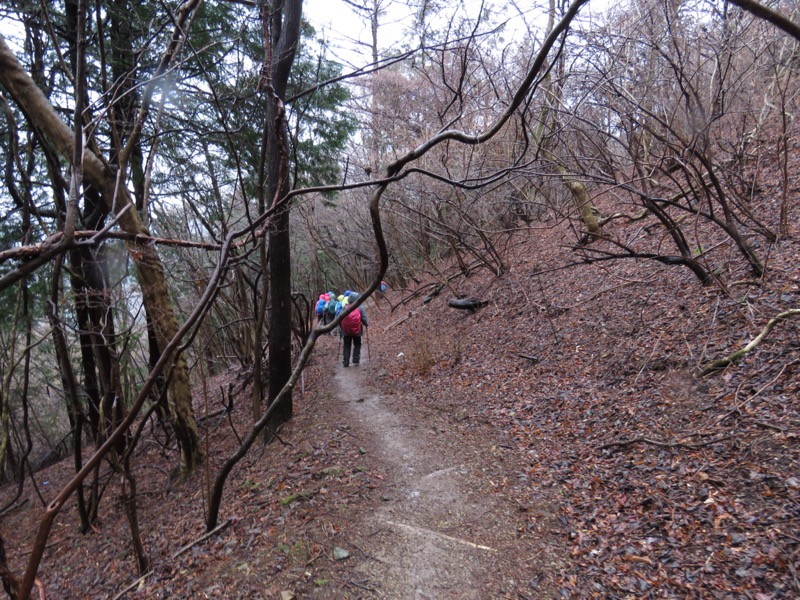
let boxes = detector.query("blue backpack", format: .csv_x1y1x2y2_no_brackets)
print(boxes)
315,299,326,317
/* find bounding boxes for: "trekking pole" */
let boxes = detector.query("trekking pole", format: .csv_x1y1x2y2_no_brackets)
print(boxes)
336,332,341,364
366,326,371,362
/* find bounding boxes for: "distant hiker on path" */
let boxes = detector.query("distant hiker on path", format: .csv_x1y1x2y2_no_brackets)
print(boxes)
323,292,336,326
341,291,368,367
315,294,327,325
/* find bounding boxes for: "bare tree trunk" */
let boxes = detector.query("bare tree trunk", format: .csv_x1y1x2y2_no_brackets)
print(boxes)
0,534,20,600
120,457,149,575
0,287,24,482
266,111,294,431
251,241,268,428
47,258,92,533
0,162,35,501
261,0,303,434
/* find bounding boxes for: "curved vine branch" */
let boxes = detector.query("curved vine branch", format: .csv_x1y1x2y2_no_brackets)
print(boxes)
205,0,592,531
727,0,800,42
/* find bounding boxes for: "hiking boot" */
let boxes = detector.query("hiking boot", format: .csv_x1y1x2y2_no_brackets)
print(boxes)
342,363,349,368
353,362,359,366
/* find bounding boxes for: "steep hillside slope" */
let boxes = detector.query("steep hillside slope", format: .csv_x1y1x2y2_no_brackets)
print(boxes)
376,215,800,596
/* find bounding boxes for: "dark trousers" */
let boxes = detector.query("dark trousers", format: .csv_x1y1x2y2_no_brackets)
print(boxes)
342,335,362,366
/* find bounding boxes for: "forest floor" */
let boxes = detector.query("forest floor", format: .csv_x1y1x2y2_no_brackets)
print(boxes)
0,315,569,599
1,197,799,598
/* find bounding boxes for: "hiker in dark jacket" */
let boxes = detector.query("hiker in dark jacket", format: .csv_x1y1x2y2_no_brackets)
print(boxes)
341,292,368,367
324,292,336,325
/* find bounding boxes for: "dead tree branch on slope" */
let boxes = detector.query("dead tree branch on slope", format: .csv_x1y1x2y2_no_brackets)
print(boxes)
700,309,800,375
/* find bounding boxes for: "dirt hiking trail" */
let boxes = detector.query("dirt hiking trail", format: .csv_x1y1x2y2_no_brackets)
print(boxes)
325,347,565,599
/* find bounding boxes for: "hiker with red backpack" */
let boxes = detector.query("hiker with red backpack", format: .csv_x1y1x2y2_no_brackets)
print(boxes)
340,291,368,367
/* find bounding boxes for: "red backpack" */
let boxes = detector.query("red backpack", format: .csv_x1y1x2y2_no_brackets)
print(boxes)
341,307,362,336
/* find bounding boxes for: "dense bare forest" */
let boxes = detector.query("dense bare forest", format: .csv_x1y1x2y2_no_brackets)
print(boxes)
0,0,798,597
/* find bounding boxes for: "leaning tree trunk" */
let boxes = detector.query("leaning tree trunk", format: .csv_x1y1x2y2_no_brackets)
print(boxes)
532,0,601,241
558,158,601,238
0,35,201,473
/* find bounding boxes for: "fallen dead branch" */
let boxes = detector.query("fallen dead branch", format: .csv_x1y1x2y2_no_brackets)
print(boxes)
172,519,231,559
709,361,794,426
384,311,417,332
385,520,496,552
448,297,488,311
700,308,800,375
335,426,359,439
112,571,153,600
754,421,788,432
599,435,734,451
517,353,539,363
345,579,378,592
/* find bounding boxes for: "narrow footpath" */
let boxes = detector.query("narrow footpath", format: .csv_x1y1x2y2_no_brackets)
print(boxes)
324,348,565,599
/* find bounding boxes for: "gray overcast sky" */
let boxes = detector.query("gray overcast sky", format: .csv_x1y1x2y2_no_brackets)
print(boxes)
300,0,555,69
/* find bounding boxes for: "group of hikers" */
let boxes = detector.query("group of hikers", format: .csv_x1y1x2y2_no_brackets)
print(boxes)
315,290,368,367
314,282,386,368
